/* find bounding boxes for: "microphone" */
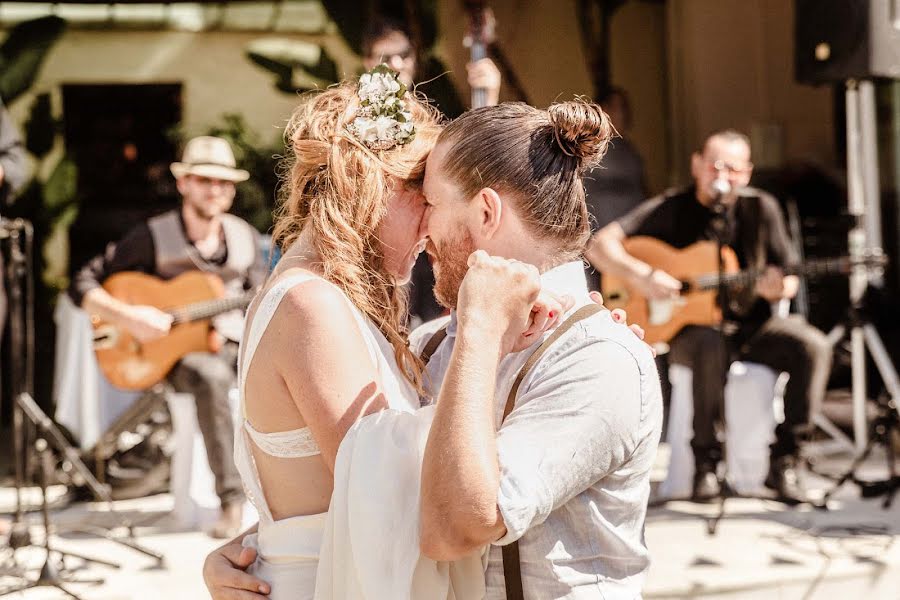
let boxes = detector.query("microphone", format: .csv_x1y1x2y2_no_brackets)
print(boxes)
710,178,732,203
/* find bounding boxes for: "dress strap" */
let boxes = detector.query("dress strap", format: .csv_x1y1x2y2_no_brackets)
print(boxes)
238,273,319,415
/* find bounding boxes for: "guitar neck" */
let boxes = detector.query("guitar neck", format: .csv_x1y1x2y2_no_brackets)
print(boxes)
693,257,852,291
471,40,488,108
167,293,253,324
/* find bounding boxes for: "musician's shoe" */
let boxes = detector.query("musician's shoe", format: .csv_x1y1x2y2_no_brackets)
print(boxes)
209,502,243,539
691,465,721,502
765,455,808,505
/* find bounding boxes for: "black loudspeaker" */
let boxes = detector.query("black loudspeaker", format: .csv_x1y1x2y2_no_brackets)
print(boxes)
796,0,900,84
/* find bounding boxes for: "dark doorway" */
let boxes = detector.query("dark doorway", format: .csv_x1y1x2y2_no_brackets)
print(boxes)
64,83,182,274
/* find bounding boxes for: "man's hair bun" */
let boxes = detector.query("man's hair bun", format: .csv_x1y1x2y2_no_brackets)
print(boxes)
548,100,614,167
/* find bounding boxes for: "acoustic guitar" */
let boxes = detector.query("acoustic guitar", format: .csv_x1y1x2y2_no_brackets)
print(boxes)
92,271,255,390
601,236,887,346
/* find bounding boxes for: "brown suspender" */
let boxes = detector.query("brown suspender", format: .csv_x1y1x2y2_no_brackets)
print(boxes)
499,303,602,599
419,304,603,599
419,325,449,364
502,304,603,422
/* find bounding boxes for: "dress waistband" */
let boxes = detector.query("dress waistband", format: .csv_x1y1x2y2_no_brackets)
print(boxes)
250,512,327,564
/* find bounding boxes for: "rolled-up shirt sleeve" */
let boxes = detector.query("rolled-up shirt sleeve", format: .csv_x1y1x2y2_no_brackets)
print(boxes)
493,335,642,546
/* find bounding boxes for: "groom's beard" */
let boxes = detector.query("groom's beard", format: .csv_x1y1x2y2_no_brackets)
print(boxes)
429,229,477,310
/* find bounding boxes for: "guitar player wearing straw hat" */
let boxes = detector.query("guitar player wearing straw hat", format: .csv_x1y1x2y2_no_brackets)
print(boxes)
586,130,833,504
69,136,266,538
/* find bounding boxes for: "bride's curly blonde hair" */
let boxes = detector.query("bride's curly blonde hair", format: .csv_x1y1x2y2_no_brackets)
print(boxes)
273,82,443,392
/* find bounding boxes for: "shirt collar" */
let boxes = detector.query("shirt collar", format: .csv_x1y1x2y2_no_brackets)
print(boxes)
446,260,588,338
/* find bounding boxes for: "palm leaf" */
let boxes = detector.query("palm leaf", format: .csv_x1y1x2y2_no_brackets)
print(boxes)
0,16,67,104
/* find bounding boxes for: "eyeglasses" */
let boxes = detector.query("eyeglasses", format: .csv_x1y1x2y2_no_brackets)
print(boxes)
371,46,414,63
704,158,753,175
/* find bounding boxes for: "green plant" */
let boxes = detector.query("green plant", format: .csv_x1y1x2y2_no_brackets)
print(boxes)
205,113,283,233
0,17,69,414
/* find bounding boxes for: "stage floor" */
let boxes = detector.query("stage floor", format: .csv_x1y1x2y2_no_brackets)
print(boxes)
1,445,898,600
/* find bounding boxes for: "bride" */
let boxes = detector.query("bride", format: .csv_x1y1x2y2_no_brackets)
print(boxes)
221,69,443,598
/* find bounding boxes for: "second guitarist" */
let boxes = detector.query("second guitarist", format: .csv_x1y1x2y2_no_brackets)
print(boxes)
586,130,832,504
69,136,266,538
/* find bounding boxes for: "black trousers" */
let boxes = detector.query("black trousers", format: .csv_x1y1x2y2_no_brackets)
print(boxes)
668,315,833,466
168,343,244,507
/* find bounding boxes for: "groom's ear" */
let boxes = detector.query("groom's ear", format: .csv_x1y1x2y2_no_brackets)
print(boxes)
475,187,503,240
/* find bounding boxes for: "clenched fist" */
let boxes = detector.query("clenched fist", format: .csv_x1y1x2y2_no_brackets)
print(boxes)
456,251,542,355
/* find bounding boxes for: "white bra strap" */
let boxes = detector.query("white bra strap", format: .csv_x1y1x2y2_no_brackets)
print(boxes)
243,421,321,458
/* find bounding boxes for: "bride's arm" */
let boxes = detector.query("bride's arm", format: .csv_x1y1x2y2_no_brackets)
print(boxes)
268,279,389,471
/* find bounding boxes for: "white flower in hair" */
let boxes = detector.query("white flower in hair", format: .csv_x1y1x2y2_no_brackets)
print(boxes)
375,115,397,140
348,64,417,150
359,72,402,105
351,116,379,144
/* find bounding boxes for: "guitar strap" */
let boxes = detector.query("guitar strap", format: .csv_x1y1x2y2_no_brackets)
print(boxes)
749,195,766,272
419,305,603,600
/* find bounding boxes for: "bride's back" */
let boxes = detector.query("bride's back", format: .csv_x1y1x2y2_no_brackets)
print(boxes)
235,80,441,523
239,266,387,520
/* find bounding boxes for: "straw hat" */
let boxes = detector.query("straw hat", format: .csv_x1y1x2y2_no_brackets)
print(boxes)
170,136,250,182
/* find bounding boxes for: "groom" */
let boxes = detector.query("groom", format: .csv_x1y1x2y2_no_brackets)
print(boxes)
205,103,662,598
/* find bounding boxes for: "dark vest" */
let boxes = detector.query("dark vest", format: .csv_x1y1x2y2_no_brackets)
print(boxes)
148,210,258,341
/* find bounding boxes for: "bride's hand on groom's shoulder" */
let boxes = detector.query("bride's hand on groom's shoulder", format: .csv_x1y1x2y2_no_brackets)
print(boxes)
588,291,656,357
510,289,574,353
203,541,270,599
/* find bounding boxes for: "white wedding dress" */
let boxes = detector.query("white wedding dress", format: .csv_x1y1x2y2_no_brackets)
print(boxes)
233,272,419,600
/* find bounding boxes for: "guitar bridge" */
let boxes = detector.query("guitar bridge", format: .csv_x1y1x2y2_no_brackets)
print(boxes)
93,325,119,350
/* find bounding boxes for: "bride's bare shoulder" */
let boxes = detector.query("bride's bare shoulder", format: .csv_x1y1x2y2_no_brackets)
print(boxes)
265,276,366,351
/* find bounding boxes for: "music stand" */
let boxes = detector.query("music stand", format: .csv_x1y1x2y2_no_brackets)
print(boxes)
0,433,112,600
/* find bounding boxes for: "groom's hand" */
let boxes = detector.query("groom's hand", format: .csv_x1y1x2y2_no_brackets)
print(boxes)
457,251,541,355
203,542,270,599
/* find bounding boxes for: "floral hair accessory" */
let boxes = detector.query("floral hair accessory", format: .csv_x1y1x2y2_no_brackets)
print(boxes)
348,64,416,151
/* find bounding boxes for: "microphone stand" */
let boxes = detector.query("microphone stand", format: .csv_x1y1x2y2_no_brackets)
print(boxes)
1,220,115,599
649,187,737,536
704,189,733,534
0,219,163,598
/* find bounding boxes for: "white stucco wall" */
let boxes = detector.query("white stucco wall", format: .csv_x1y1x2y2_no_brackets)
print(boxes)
7,29,359,146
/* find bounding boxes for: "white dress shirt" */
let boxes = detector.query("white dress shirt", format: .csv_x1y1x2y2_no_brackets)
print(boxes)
411,261,663,599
